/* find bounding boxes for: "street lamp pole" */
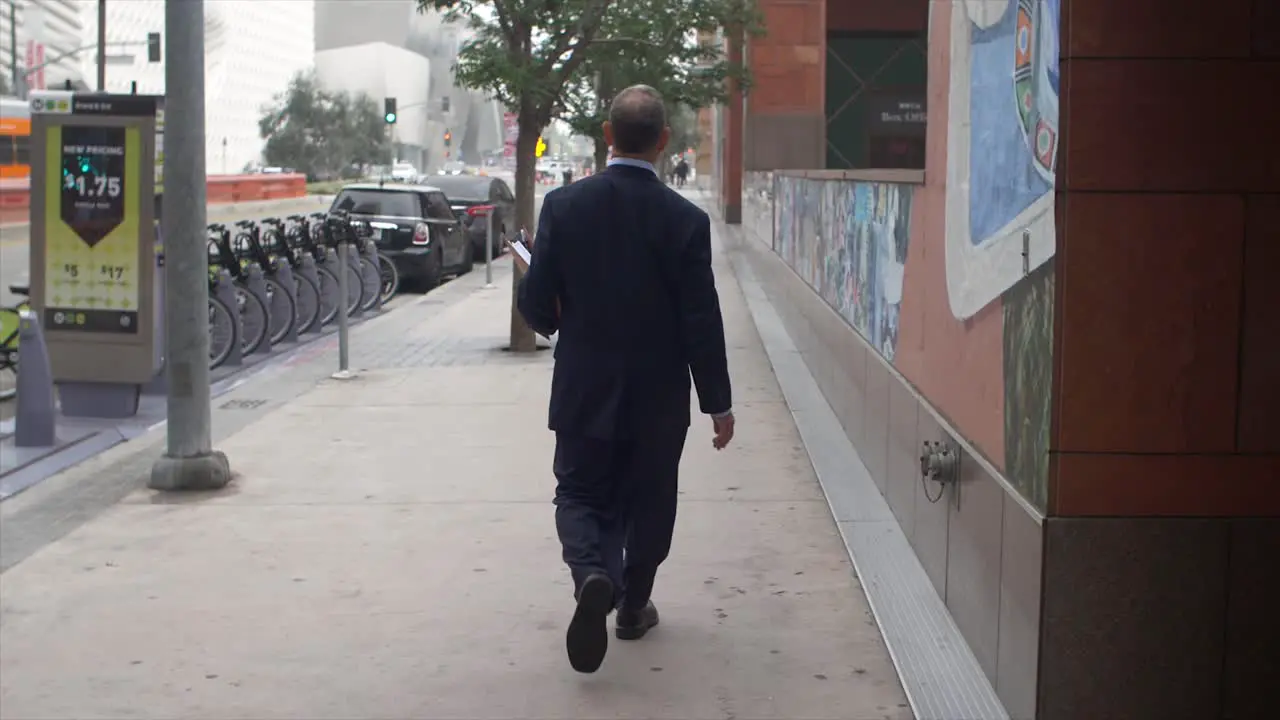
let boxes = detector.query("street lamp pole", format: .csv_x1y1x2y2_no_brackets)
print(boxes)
149,0,231,492
96,0,106,91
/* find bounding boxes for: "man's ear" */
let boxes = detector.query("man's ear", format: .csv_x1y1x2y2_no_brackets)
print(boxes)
656,126,671,154
602,121,615,148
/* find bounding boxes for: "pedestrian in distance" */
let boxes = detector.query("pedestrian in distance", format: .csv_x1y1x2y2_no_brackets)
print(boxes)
513,84,735,675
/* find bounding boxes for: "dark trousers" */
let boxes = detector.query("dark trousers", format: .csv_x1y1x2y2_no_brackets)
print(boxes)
552,426,688,611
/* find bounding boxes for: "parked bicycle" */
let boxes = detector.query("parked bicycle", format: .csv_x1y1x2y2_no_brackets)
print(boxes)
376,241,400,306
207,271,239,370
256,217,322,335
231,220,297,345
284,213,348,323
208,223,271,355
0,287,31,402
318,210,367,316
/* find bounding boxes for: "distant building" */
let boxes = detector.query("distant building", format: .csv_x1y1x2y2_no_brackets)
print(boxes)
315,42,431,170
0,0,88,94
313,0,502,172
87,0,315,174
315,0,413,51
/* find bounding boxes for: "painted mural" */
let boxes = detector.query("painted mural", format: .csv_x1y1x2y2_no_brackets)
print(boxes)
775,177,913,363
945,0,1057,321
950,0,1058,510
758,0,1058,512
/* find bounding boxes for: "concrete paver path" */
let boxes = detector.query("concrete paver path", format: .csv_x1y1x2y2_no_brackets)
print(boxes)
0,207,911,719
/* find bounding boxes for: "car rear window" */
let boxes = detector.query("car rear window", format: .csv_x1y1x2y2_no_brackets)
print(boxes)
332,190,420,217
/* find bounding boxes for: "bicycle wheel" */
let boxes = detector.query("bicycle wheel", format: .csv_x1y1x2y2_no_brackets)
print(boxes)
208,295,237,369
293,272,322,334
264,276,297,345
377,253,400,304
316,266,340,326
235,283,269,355
343,262,363,316
0,308,20,402
358,258,379,312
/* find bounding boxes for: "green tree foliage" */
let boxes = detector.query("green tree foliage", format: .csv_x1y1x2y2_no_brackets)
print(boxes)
419,0,616,352
562,0,760,170
258,72,391,181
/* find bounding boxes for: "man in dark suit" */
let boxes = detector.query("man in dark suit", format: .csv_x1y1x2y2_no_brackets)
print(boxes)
516,85,734,674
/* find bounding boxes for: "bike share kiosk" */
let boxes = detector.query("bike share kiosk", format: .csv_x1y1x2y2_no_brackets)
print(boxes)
27,91,161,418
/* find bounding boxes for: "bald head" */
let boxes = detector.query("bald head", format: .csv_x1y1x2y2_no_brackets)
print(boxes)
607,85,667,155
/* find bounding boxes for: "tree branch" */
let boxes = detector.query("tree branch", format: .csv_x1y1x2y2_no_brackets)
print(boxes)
488,0,520,51
536,0,613,82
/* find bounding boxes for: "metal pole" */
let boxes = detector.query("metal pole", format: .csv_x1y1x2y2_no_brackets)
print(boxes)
96,0,106,91
8,1,17,97
149,0,230,491
483,210,494,288
334,238,351,377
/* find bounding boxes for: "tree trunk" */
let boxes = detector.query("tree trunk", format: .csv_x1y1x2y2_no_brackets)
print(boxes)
509,118,540,353
593,137,609,173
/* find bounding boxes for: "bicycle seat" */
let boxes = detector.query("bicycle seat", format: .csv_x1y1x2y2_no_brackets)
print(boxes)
286,214,307,222
207,223,227,232
8,283,30,297
234,219,256,229
261,217,284,226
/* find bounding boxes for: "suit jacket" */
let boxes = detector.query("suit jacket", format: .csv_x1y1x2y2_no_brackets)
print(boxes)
517,163,732,440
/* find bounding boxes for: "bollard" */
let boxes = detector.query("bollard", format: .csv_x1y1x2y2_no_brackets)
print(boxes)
14,309,57,448
272,259,301,344
484,210,496,289
213,269,245,367
244,263,274,356
359,239,382,311
333,241,352,379
295,253,324,334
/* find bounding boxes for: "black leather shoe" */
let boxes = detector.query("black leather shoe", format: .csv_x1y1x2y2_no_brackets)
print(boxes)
566,573,614,673
615,601,659,640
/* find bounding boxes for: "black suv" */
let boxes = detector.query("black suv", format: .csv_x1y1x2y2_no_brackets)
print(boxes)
329,183,472,290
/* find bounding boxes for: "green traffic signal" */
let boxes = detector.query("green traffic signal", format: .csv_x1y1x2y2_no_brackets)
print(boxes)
385,112,397,123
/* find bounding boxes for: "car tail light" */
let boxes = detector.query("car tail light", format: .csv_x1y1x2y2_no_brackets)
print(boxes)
466,204,495,218
412,222,430,245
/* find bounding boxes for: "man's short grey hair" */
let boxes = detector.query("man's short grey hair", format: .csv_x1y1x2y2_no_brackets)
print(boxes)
609,85,666,154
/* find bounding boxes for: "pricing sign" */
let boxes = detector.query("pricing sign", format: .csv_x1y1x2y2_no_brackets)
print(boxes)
43,124,141,334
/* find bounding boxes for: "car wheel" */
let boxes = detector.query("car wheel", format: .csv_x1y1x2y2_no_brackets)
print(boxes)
422,250,443,291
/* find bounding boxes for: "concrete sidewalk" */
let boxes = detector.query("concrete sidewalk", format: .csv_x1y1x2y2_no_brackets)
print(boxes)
0,213,910,719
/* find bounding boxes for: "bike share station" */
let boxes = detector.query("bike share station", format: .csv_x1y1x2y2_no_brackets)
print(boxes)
3,91,387,499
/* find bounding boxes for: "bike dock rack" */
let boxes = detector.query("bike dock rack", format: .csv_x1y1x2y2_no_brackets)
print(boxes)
272,259,301,345
295,254,324,335
243,263,275,358
14,310,56,448
212,269,246,368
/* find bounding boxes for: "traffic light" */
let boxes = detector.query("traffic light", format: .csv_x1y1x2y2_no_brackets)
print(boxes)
535,137,546,158
384,98,397,124
443,129,452,147
147,33,161,63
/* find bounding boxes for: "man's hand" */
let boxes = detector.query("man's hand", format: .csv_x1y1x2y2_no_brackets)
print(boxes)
508,228,531,272
712,411,735,450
